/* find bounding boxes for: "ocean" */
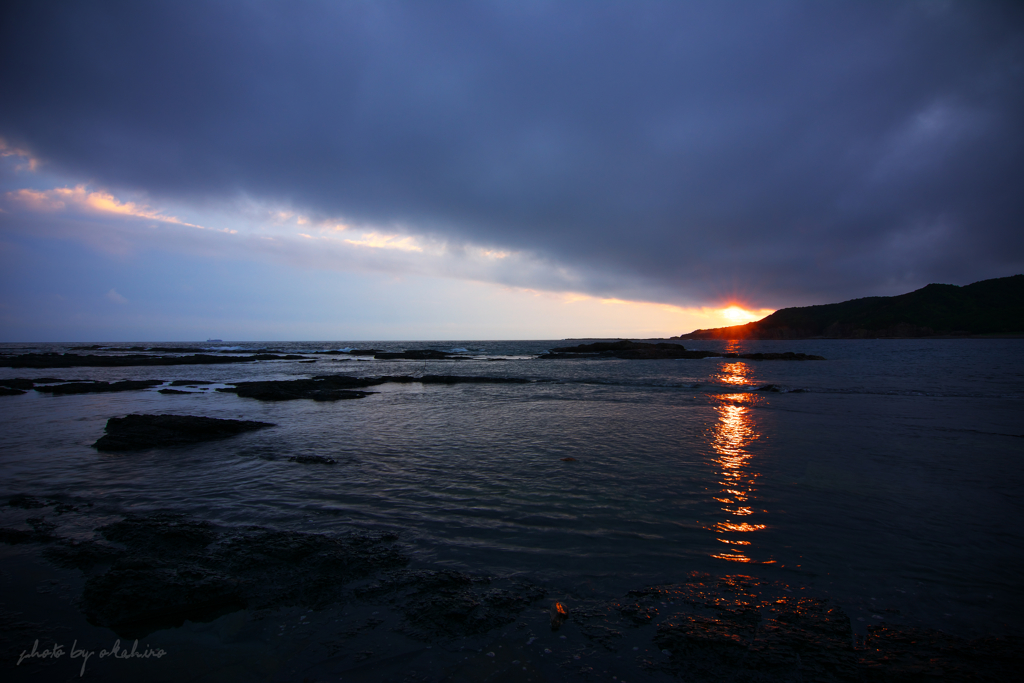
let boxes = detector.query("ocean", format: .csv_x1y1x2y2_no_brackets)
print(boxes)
2,339,1022,681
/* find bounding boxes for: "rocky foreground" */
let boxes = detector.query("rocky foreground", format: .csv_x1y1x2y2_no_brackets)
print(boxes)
1,497,1020,682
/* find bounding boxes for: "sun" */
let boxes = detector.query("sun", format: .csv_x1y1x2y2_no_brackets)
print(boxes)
721,305,763,324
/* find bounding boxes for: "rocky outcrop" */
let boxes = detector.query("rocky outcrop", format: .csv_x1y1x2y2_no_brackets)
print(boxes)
36,379,164,395
679,274,1024,340
217,375,379,401
93,414,274,451
543,341,721,360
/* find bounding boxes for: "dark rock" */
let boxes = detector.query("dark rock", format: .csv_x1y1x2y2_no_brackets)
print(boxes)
288,455,337,464
81,565,246,636
52,501,90,515
544,341,720,360
551,601,569,630
859,624,1024,682
36,380,164,395
596,572,1024,682
158,388,191,394
0,378,34,390
41,512,410,638
0,528,39,544
0,517,59,545
168,380,215,386
92,414,274,451
8,494,46,509
42,539,125,569
0,387,26,396
756,384,781,392
218,375,378,401
99,513,219,555
357,569,545,640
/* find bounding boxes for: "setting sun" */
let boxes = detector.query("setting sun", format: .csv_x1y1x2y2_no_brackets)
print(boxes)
720,305,768,325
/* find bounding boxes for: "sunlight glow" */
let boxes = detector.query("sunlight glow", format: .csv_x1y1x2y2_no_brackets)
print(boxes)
4,185,233,232
343,232,424,252
720,305,769,324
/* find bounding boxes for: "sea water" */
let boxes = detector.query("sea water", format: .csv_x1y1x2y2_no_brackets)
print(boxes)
1,339,1021,679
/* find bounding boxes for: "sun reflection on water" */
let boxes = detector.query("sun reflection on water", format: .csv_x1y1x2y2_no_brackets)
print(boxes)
707,361,772,564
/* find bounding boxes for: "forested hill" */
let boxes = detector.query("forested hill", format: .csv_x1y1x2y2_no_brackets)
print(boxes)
678,275,1024,340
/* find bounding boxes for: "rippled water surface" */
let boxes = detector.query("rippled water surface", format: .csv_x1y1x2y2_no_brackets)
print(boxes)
2,339,1022,662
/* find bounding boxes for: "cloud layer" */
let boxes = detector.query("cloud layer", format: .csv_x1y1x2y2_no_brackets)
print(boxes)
2,0,1023,309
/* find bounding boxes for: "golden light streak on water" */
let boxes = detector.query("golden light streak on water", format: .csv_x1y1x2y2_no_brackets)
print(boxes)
707,360,772,563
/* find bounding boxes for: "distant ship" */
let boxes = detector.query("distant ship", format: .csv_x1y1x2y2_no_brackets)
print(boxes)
206,339,223,342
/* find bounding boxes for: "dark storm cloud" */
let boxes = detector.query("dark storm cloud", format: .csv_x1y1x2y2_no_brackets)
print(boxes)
2,0,1022,306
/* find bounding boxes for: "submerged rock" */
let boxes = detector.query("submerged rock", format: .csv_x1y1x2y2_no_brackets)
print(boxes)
0,517,59,545
577,573,1024,682
288,455,337,464
69,514,409,637
25,512,408,637
93,414,274,451
36,379,164,395
7,494,47,509
356,569,546,640
0,378,35,390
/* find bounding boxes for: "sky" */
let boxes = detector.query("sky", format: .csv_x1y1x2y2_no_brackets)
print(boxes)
1,0,1022,342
